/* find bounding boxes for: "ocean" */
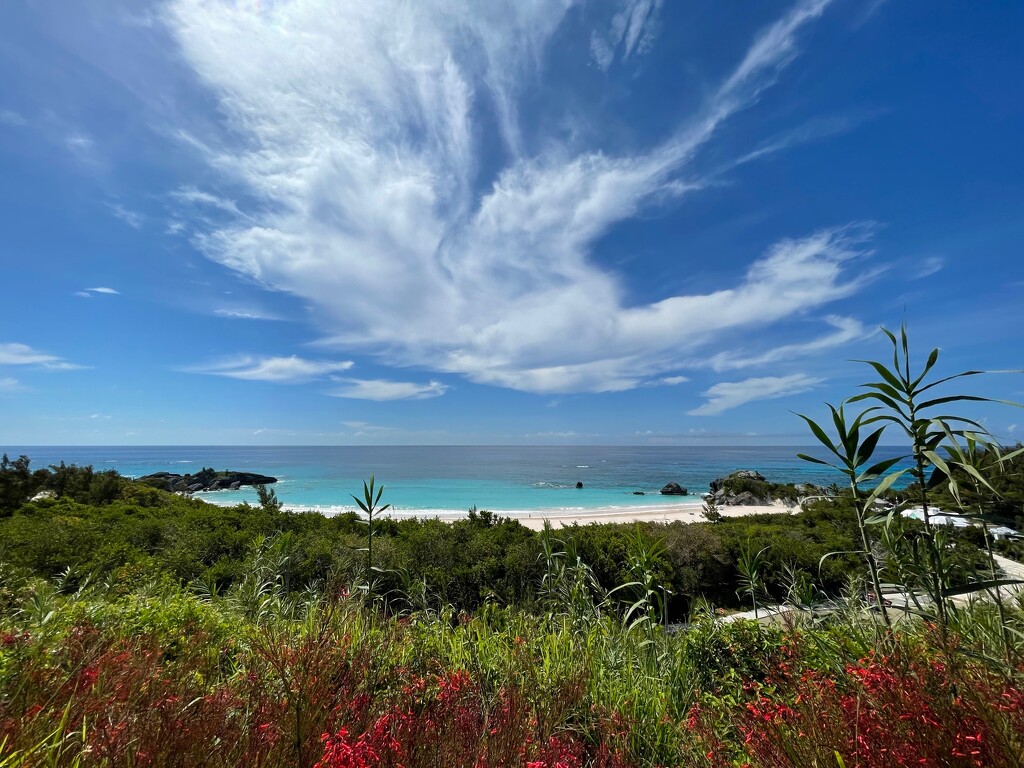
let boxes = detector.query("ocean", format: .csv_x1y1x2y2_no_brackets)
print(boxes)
2,445,907,515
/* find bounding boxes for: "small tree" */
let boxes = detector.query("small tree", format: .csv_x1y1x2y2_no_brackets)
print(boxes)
255,483,283,512
701,495,722,523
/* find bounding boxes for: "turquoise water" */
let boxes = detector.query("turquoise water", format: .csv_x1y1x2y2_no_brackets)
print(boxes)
3,445,906,514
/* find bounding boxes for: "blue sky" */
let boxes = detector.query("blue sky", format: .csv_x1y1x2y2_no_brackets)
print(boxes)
1,0,1022,446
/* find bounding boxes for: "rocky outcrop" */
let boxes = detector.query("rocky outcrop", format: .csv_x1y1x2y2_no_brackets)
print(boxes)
709,470,765,494
708,470,772,506
139,467,277,493
660,482,688,496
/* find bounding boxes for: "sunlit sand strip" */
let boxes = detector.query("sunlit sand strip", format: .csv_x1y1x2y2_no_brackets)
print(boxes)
278,500,799,529
507,501,798,530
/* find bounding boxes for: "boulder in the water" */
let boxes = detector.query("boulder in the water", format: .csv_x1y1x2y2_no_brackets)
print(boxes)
660,482,688,496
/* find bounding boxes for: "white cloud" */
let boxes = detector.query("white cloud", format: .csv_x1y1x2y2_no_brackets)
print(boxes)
591,0,664,71
0,109,27,127
732,112,878,167
213,308,281,321
654,375,689,386
108,203,144,229
82,287,120,296
706,315,867,371
327,378,449,401
65,132,98,162
171,186,247,219
189,355,353,383
914,256,944,279
1008,424,1017,434
0,343,84,371
340,420,400,436
165,0,849,396
688,373,824,416
0,377,24,393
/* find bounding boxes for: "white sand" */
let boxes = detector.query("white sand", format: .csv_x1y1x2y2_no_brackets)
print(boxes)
330,500,800,530
507,501,798,531
286,499,798,528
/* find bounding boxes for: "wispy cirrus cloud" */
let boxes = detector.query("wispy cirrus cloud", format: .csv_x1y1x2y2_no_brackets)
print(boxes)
213,308,282,321
0,343,84,371
64,132,99,164
164,0,855,396
76,287,121,298
171,186,247,219
188,355,353,383
590,0,664,71
107,203,144,229
913,256,944,279
0,377,25,394
327,378,449,401
706,315,868,372
0,109,27,127
688,373,824,416
731,111,883,167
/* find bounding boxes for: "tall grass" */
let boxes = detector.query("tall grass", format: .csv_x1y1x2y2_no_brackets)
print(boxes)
4,565,1021,767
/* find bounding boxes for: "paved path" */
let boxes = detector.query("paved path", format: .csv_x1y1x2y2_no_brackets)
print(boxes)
692,555,1024,627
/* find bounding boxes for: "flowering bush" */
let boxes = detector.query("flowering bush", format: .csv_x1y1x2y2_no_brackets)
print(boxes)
729,645,1024,768
315,670,627,768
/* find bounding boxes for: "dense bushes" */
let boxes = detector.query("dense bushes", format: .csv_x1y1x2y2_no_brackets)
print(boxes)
0,463,874,621
1,455,126,514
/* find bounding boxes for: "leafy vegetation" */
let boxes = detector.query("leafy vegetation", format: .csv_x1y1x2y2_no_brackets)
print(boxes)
0,458,872,620
2,326,1023,766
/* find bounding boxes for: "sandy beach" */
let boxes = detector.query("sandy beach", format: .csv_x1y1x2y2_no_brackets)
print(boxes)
322,500,801,530
505,501,799,530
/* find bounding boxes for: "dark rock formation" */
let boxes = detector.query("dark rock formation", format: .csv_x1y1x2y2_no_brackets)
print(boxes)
729,491,762,506
660,482,688,496
633,491,645,495
709,470,766,494
139,467,277,493
706,469,805,507
575,481,584,489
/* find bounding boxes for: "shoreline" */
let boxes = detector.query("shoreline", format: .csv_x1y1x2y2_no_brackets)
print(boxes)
272,499,800,530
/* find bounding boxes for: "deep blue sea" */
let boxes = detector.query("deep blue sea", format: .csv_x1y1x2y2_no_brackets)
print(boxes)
2,445,907,515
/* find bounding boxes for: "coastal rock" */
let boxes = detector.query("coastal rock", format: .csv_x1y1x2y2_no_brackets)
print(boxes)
709,470,766,493
633,491,645,495
576,481,584,489
660,482,688,496
794,483,824,496
730,491,763,506
711,487,771,506
139,468,277,493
